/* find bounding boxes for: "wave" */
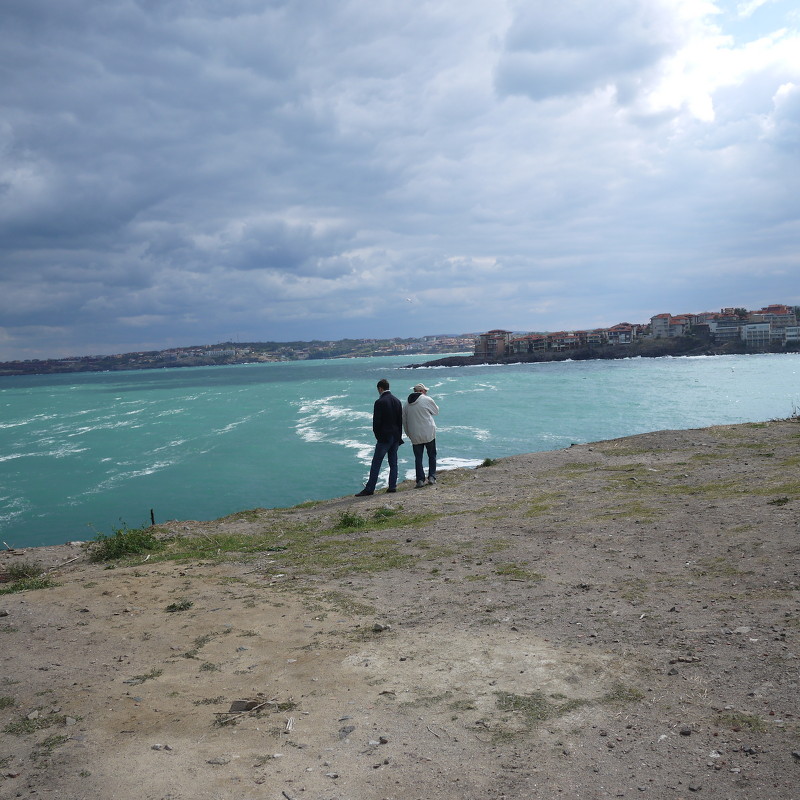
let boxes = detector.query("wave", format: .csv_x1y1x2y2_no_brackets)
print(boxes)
439,424,491,441
0,445,89,462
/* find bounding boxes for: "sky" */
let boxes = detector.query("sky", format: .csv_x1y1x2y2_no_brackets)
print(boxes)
1,0,799,360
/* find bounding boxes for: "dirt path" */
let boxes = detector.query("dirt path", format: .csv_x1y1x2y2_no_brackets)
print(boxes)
1,420,798,799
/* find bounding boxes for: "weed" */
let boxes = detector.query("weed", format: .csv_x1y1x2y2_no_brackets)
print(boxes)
33,734,70,757
200,662,220,672
334,510,367,529
479,458,498,467
0,696,15,709
6,561,44,581
193,696,226,706
89,523,165,562
1,624,18,633
124,668,163,685
768,496,790,506
166,598,193,612
373,506,399,520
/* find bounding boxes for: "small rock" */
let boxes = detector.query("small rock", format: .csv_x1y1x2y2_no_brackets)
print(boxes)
791,751,800,760
206,755,231,765
733,626,751,634
680,728,692,736
668,668,679,676
65,717,77,726
27,710,40,721
372,622,391,633
0,610,9,617
339,725,356,739
325,772,339,779
379,735,389,744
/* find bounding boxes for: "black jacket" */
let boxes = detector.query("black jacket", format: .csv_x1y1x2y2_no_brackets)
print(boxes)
372,391,403,442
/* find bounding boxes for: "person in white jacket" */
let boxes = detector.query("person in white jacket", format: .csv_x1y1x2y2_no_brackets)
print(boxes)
403,383,439,488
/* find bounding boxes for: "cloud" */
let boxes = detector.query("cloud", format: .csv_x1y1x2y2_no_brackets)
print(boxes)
0,0,799,359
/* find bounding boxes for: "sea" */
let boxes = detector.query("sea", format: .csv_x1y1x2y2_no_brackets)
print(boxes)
1,352,799,549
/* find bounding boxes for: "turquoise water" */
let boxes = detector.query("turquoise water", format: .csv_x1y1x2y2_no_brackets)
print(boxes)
1,353,799,548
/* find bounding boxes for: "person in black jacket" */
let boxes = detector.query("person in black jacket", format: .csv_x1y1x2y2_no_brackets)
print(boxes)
355,378,404,496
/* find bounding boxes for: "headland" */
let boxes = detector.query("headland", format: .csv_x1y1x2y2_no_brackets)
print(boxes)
1,419,798,798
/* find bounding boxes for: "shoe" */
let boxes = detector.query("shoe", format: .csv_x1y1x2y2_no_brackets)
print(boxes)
354,489,374,497
427,475,436,485
386,487,397,493
415,480,425,489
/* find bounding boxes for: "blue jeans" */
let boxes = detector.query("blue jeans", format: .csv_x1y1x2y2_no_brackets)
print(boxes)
412,439,436,483
364,436,401,492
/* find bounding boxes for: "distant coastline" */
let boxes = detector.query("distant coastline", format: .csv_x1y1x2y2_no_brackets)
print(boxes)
410,336,800,368
0,335,476,378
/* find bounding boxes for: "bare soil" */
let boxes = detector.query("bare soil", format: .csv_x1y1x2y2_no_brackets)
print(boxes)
1,420,798,800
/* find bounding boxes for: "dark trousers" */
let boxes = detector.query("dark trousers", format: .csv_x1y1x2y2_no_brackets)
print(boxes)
364,436,401,491
412,438,436,482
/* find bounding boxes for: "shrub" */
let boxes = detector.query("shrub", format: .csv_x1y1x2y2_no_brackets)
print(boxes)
6,561,45,581
88,524,164,562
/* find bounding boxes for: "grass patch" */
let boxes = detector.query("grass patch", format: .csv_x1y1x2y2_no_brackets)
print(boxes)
717,712,767,732
483,538,511,554
0,575,54,595
32,733,70,758
595,501,659,522
494,563,544,581
617,578,648,602
217,509,266,523
0,696,15,709
4,713,68,736
691,557,743,578
479,458,498,467
88,524,165,562
291,500,324,509
493,683,643,738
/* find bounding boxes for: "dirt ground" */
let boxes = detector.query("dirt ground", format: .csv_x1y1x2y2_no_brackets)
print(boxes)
1,420,798,800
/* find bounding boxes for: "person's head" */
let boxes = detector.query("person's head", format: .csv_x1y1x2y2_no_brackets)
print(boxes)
377,378,390,393
413,383,428,394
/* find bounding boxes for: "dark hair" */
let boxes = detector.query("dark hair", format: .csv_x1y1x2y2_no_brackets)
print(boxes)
377,378,390,391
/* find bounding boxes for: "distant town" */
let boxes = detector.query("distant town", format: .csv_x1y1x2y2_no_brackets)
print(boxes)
1,303,798,378
0,334,476,377
472,304,800,360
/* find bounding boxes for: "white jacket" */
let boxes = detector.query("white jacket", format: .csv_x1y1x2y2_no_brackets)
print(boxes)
402,393,439,444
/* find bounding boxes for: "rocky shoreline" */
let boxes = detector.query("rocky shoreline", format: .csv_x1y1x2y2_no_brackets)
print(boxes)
1,420,798,799
410,338,798,368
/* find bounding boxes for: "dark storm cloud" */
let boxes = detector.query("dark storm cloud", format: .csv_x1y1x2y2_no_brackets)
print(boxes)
0,0,798,359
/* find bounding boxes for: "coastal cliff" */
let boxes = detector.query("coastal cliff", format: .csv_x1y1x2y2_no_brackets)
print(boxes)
1,419,798,798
